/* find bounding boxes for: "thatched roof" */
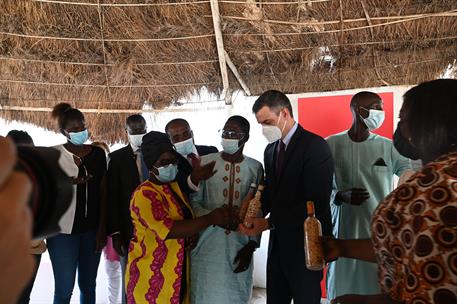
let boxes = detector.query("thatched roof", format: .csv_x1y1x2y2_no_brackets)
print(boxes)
1,0,456,142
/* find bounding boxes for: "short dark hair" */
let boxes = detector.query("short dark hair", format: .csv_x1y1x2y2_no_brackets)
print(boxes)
350,91,381,107
165,118,190,133
126,114,146,127
51,103,85,130
252,90,293,118
7,130,34,145
403,79,457,158
226,115,250,135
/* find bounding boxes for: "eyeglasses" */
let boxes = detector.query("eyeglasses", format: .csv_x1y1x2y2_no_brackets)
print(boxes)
218,129,245,139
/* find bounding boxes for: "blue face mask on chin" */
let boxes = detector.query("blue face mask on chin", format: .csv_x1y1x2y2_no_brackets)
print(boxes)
154,163,178,183
68,129,89,145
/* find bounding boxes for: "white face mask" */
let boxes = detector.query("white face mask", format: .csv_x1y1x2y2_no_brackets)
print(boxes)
262,113,287,144
128,133,145,151
360,107,385,131
174,138,194,157
221,138,241,155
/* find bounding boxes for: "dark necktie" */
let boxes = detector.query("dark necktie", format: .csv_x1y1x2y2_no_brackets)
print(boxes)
276,140,285,174
188,153,200,168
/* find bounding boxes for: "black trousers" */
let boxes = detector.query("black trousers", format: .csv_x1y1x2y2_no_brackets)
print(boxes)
266,234,322,304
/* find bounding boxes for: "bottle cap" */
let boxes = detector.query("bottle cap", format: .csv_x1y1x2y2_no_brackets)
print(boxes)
307,201,315,215
250,183,257,188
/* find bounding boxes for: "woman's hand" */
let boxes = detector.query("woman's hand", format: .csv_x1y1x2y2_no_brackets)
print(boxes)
206,206,231,226
185,234,199,251
332,294,403,304
332,294,369,304
322,236,341,263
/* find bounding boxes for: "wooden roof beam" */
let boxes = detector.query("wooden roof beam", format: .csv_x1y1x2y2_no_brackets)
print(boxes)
210,0,231,105
225,50,251,96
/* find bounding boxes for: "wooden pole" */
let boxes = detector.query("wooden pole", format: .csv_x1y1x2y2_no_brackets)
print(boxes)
225,50,251,96
209,0,231,104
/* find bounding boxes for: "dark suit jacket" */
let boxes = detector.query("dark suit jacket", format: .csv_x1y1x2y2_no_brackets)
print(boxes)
107,145,140,249
262,124,334,262
176,145,218,197
108,144,217,249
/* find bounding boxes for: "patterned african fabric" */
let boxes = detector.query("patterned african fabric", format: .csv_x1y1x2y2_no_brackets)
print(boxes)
372,151,457,304
126,180,194,304
326,131,411,299
190,152,264,304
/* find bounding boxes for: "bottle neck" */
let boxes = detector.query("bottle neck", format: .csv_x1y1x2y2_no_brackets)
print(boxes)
306,201,315,217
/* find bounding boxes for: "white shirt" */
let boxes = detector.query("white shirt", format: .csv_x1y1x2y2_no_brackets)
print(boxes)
186,144,200,191
282,122,298,149
276,122,298,156
53,145,79,234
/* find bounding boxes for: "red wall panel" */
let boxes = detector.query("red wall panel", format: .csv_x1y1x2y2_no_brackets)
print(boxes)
297,92,394,139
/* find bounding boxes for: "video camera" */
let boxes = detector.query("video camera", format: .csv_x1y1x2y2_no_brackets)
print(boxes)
15,146,73,239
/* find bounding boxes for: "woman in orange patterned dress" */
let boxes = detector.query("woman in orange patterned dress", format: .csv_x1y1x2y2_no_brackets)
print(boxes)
125,131,231,304
324,79,457,304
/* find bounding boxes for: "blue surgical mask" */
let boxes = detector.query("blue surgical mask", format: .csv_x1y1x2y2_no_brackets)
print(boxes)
69,129,88,145
221,138,241,155
360,107,385,131
174,138,194,157
153,164,178,183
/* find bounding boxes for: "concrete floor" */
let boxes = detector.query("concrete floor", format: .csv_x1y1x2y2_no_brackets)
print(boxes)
30,253,268,304
29,253,327,304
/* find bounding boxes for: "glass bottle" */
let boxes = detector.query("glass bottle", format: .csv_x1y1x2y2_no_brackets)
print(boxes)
304,201,325,271
243,184,264,228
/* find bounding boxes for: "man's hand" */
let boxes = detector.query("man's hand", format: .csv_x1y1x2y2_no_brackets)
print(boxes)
185,234,199,251
322,236,341,263
0,137,34,304
337,188,370,205
112,234,126,257
190,160,217,185
233,241,256,273
238,217,269,236
226,205,241,232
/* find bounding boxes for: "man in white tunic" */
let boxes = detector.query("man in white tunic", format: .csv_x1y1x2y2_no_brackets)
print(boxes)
190,115,263,304
326,92,411,300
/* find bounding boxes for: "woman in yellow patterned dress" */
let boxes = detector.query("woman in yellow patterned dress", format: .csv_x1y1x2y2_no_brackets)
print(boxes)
125,131,231,304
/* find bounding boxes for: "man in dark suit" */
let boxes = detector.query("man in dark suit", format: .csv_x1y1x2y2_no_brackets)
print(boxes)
239,90,334,304
165,118,218,196
108,114,147,304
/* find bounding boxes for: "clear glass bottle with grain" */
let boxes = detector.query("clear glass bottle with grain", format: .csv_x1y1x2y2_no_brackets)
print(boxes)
304,201,325,271
242,184,264,228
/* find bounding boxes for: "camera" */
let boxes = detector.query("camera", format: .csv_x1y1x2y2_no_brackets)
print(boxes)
15,146,73,239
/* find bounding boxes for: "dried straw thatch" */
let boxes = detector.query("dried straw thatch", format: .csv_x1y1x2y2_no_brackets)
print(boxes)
1,0,456,142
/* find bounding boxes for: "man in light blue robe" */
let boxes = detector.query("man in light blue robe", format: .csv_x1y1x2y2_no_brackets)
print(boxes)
326,92,411,300
190,116,263,304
